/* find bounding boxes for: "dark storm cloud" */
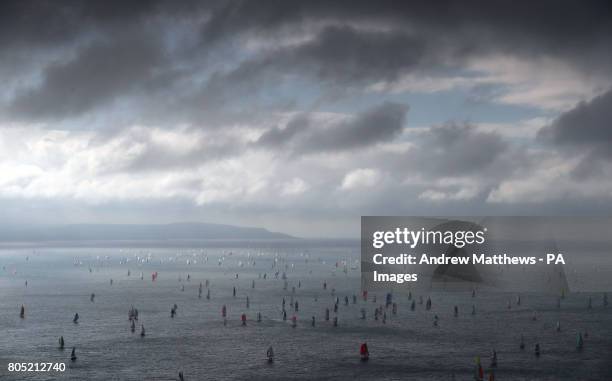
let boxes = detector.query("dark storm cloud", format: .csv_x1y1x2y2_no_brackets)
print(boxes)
201,25,438,94
0,0,210,121
201,0,612,72
418,123,509,176
256,102,408,154
2,0,611,125
538,88,612,179
287,26,431,83
8,36,172,119
201,0,611,42
11,0,607,43
182,0,612,121
539,89,612,151
0,0,205,50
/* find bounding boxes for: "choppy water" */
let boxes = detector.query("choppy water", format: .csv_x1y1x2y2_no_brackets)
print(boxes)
1,240,611,380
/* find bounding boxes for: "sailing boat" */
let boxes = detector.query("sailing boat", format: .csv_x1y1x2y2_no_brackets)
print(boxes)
360,342,369,361
140,324,146,337
474,356,484,381
59,336,65,350
70,347,77,361
20,305,25,319
266,346,274,363
73,313,79,324
490,350,497,368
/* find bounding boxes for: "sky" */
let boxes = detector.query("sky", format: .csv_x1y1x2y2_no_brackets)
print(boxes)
1,0,612,237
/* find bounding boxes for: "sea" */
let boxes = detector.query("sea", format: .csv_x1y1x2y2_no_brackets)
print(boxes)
1,239,610,380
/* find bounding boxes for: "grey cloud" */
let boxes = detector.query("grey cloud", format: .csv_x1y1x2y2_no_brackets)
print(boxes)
257,115,308,147
539,89,612,150
569,152,610,180
273,26,434,84
256,102,408,154
194,25,450,104
3,1,611,126
192,1,612,116
8,35,172,120
5,1,610,70
357,121,525,203
0,0,206,50
300,102,408,153
0,0,212,123
419,123,509,176
366,122,511,180
201,0,612,74
124,138,240,174
538,88,612,179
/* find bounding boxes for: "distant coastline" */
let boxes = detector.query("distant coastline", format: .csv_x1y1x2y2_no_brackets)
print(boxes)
0,238,362,250
0,222,294,243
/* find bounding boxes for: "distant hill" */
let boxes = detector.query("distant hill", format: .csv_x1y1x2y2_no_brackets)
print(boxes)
0,222,294,242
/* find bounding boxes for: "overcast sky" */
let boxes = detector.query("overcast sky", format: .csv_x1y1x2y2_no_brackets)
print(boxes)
1,0,612,237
